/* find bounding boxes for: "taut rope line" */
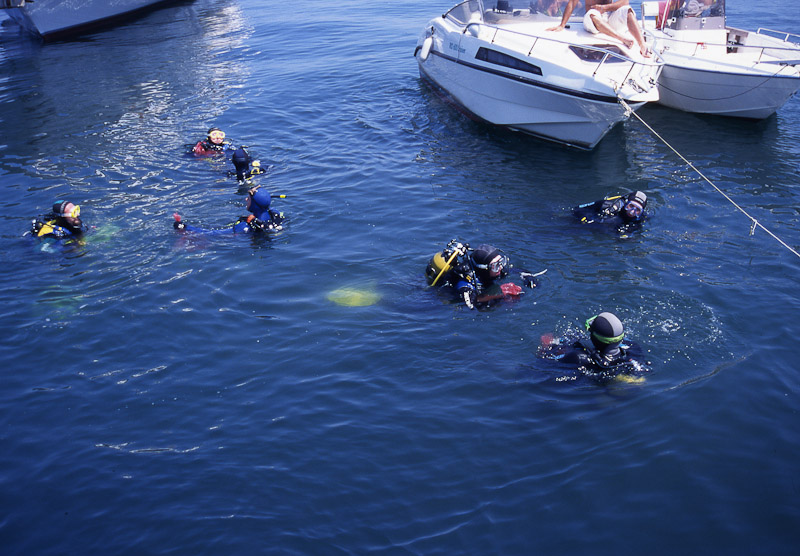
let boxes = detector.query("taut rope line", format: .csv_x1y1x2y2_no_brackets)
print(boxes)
620,99,800,260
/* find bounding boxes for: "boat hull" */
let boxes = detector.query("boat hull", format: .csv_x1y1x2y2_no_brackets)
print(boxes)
5,0,181,40
414,3,661,150
657,60,800,119
639,2,800,119
419,51,639,150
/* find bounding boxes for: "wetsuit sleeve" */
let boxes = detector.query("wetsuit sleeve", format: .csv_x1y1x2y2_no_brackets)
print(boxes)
573,199,603,222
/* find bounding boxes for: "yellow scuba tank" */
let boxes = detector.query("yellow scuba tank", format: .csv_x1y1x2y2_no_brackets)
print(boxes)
426,251,452,286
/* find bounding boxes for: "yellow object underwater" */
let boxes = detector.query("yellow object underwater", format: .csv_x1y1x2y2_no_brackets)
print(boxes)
327,287,381,307
615,374,646,385
86,224,120,244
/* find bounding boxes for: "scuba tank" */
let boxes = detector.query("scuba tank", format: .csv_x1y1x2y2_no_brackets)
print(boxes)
425,251,452,285
426,240,469,286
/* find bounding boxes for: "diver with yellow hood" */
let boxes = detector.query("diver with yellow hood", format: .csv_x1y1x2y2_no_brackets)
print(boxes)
29,200,86,241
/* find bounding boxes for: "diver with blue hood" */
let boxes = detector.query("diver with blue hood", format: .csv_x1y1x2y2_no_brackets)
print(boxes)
425,239,545,309
29,200,86,241
573,190,648,234
231,146,251,182
538,311,646,377
173,186,284,234
231,146,270,183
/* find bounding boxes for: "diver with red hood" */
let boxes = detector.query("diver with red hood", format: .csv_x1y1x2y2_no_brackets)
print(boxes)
192,127,231,156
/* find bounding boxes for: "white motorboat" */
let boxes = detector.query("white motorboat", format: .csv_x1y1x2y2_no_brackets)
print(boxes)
641,0,800,119
1,0,180,41
414,1,663,150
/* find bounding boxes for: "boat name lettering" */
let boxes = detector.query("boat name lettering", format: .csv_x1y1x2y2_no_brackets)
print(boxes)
448,42,466,54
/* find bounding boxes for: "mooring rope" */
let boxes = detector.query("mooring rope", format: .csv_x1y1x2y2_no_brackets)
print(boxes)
620,99,800,260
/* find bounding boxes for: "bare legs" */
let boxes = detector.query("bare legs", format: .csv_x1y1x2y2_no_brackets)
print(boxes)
626,10,651,57
589,10,651,57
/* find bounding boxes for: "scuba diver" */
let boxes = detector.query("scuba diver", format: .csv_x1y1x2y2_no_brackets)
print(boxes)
191,127,231,156
425,239,545,309
231,146,252,182
29,200,86,241
538,311,646,379
173,186,285,234
573,190,648,234
231,146,271,182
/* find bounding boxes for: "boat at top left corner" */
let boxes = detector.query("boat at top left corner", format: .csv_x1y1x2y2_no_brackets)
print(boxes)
1,0,183,41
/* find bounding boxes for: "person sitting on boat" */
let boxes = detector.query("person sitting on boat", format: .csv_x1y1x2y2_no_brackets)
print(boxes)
548,1,651,58
538,311,645,378
681,0,718,17
29,200,86,240
531,0,567,16
191,127,230,156
173,186,285,235
425,240,544,309
573,190,648,234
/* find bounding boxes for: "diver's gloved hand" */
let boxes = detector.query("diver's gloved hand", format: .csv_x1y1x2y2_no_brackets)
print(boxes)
500,283,523,296
519,272,537,288
249,217,265,231
458,285,476,309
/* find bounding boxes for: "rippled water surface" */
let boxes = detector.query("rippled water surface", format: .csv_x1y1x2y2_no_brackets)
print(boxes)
1,1,799,554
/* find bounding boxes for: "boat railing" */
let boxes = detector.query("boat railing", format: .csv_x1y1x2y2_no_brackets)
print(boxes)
757,28,800,46
647,29,800,63
472,21,664,89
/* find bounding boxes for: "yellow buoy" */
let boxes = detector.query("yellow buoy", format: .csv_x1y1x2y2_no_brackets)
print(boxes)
327,287,381,307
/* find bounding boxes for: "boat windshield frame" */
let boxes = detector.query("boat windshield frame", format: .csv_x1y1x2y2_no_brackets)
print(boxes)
444,1,587,25
660,0,726,31
444,0,485,25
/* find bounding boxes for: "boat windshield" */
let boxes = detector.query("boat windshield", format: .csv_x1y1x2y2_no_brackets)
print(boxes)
444,1,584,25
661,1,726,30
444,1,485,25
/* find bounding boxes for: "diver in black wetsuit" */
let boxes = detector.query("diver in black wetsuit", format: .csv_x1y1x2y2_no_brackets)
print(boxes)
425,239,544,309
539,312,644,377
29,200,86,240
573,190,648,234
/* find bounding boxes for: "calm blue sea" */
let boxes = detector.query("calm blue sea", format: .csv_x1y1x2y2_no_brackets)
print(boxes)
1,1,798,554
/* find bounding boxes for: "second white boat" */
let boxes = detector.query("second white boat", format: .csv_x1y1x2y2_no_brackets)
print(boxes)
641,0,800,119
